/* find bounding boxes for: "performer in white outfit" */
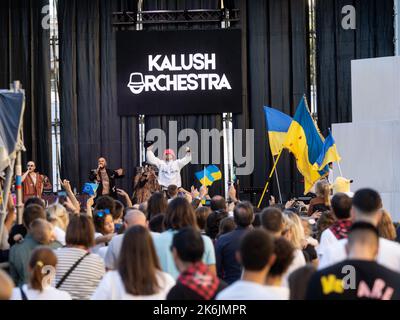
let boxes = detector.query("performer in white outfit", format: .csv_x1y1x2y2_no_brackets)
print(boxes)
146,145,192,189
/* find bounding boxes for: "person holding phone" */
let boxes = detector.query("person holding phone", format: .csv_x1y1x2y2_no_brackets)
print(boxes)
89,157,124,199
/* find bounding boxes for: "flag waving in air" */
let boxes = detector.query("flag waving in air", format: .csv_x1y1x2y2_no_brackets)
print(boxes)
313,131,341,170
195,165,222,186
283,97,328,193
264,106,293,156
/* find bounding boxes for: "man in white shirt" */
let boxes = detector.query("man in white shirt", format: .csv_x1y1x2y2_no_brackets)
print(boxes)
216,229,278,300
319,188,400,272
146,145,191,189
104,209,149,269
318,193,353,259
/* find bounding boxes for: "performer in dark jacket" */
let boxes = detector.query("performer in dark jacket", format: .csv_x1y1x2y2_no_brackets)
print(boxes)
89,157,124,199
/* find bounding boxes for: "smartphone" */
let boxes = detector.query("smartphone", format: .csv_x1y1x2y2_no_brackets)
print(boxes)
58,191,67,197
57,191,67,204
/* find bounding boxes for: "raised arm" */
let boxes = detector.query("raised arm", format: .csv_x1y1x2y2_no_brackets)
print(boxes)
146,146,163,168
176,148,192,169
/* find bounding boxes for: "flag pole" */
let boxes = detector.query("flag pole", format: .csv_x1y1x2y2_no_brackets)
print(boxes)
337,161,343,177
273,155,283,204
257,148,284,208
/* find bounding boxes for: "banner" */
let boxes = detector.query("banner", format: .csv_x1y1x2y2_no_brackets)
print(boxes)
117,29,242,116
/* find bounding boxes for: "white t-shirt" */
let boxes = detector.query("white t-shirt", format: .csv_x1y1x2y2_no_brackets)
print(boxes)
54,226,66,246
146,150,191,188
282,249,306,287
91,270,175,300
91,232,107,254
318,237,400,271
216,280,289,300
12,284,71,300
104,232,160,270
317,228,338,259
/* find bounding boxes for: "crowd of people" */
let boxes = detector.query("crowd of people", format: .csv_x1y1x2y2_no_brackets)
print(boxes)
0,167,400,301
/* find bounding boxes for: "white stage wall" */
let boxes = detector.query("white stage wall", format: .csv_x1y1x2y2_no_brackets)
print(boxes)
332,56,400,222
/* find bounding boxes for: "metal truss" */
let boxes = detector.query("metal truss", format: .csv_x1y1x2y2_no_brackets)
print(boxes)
112,9,240,28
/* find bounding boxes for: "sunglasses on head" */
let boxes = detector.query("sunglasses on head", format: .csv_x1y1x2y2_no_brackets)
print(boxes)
96,209,111,218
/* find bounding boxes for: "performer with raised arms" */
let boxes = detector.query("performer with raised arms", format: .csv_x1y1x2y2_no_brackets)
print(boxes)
146,144,191,190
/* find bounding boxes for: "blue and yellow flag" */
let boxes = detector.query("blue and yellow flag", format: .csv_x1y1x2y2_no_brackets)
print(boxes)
313,131,341,170
264,106,293,156
195,165,222,186
207,165,222,181
283,97,328,193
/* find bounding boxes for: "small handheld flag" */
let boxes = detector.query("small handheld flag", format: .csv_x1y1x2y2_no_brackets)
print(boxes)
82,183,99,196
195,165,222,186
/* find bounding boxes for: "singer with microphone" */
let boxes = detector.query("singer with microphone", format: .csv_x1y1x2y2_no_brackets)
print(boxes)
89,157,124,199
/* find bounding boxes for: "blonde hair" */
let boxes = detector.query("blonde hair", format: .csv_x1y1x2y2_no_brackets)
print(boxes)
315,180,331,207
47,203,69,231
0,269,14,300
377,209,396,241
284,212,305,250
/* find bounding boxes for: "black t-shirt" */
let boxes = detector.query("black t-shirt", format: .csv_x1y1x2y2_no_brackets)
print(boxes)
167,280,227,300
306,259,400,300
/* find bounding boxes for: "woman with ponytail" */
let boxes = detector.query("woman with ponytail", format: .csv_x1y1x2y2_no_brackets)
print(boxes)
307,180,331,216
11,247,71,300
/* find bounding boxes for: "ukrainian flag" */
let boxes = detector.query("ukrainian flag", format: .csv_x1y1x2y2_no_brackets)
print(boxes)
207,165,222,181
264,107,293,156
283,97,328,193
195,167,215,186
313,131,341,170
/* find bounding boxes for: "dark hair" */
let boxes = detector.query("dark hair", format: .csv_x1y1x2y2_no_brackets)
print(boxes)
95,196,116,216
348,222,379,247
167,185,178,198
149,214,165,233
172,227,204,263
147,192,168,221
217,216,236,238
164,197,197,230
331,193,352,219
316,211,335,241
195,206,211,231
93,209,113,234
113,200,124,221
23,204,46,229
260,207,285,234
205,210,228,240
239,229,274,271
233,201,254,228
118,225,161,295
210,196,226,211
252,212,262,227
288,265,316,300
269,237,295,277
65,215,95,248
138,203,147,216
24,197,45,209
29,247,58,291
352,188,382,215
